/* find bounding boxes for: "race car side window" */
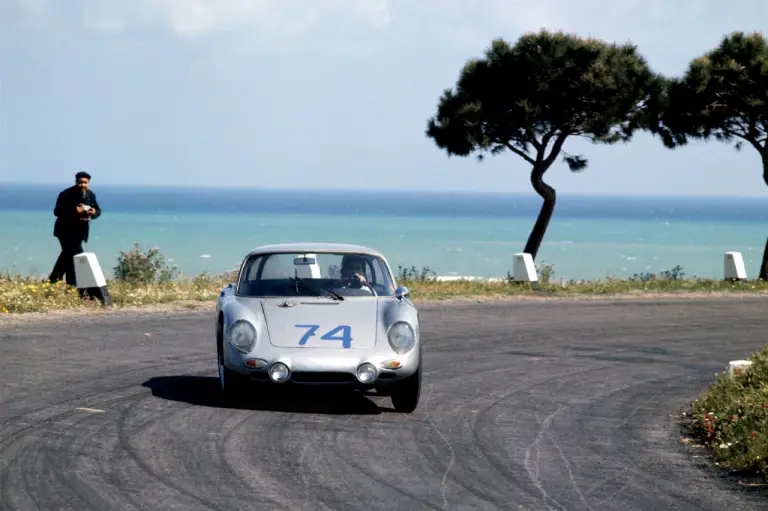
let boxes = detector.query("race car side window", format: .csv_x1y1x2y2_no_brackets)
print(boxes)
238,254,286,296
371,259,386,287
368,257,395,295
243,255,264,281
362,258,374,284
258,254,290,280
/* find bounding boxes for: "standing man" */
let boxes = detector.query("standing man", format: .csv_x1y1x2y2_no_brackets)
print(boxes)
48,171,102,286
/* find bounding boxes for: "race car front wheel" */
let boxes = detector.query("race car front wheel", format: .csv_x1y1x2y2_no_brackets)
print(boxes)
390,363,421,413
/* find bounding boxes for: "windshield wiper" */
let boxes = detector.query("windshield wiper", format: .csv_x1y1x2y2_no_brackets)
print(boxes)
289,276,344,301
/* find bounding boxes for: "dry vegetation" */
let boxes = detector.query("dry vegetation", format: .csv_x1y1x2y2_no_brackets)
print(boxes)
1,244,766,314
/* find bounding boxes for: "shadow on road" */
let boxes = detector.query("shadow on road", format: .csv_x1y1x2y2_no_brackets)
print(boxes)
141,375,391,415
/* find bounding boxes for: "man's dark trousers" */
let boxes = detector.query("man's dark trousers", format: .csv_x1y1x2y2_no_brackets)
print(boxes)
49,236,85,286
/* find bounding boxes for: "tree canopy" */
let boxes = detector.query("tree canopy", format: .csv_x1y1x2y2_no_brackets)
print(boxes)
425,30,663,260
654,31,768,186
651,30,768,280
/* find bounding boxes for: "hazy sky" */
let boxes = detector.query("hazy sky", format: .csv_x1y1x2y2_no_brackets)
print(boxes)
1,0,767,197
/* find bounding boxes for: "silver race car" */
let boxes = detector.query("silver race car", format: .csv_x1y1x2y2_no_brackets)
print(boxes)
215,242,422,413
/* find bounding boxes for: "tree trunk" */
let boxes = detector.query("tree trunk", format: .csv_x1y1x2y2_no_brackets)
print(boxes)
763,152,768,187
760,156,767,280
522,166,556,260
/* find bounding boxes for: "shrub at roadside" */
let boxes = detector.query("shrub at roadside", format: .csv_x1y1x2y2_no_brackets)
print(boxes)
113,242,180,284
106,244,239,308
687,346,768,480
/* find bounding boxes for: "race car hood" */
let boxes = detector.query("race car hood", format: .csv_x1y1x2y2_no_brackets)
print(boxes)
260,297,379,349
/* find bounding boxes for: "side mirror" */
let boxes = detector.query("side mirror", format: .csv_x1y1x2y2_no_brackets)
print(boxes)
395,285,410,300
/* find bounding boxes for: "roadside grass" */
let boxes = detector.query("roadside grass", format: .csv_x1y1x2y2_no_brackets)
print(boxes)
685,346,768,482
0,271,235,313
1,245,766,314
1,265,767,314
403,272,768,300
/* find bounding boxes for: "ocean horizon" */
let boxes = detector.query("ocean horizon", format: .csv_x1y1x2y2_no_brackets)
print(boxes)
1,183,765,281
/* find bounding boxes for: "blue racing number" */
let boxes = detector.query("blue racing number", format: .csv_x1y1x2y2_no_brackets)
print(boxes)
295,324,352,349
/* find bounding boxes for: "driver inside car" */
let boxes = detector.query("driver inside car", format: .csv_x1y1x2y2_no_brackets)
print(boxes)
338,255,369,287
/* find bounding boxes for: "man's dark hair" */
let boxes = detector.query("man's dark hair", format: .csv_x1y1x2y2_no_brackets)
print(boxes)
75,171,91,181
341,255,366,271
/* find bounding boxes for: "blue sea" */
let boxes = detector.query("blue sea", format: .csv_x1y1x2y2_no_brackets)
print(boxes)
0,184,765,281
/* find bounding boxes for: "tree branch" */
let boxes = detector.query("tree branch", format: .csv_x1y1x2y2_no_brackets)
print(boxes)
526,129,542,151
533,130,559,167
542,131,570,170
732,132,764,153
725,120,750,139
503,142,536,165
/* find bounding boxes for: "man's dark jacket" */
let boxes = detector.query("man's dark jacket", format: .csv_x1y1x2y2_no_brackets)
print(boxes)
53,185,102,243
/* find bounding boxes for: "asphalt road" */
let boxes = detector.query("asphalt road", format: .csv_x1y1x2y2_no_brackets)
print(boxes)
1,297,767,510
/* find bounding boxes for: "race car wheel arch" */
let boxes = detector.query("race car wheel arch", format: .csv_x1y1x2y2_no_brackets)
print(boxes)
217,314,247,396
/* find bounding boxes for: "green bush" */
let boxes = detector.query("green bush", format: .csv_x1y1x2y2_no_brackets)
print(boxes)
113,242,179,284
688,346,768,479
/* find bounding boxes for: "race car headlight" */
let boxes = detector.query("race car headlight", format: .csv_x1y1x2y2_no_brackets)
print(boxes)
356,363,377,383
268,362,290,383
387,321,416,355
228,320,256,353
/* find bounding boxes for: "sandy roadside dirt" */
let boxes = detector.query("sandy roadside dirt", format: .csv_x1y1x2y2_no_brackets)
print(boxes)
1,292,765,326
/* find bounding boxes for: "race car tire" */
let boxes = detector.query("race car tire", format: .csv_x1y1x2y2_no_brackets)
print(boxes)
218,360,248,397
390,363,421,413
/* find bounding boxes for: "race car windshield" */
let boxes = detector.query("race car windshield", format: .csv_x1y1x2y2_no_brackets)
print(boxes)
236,251,397,298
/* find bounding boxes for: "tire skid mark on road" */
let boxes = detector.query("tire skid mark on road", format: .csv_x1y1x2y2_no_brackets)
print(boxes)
468,365,611,503
0,383,147,457
484,369,702,511
332,439,444,509
225,405,303,510
214,410,279,504
570,375,719,510
289,406,346,511
0,388,153,511
412,379,520,509
469,366,685,511
53,404,134,511
114,391,230,511
422,383,457,510
12,409,111,511
288,408,362,511
0,355,213,424
315,402,446,510
417,330,689,509
0,365,213,471
544,422,595,511
105,395,191,510
525,407,569,511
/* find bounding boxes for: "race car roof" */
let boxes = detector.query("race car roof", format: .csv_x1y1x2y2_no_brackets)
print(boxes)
244,242,385,259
